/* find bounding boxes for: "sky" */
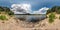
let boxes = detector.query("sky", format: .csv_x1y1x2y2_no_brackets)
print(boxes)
0,0,60,14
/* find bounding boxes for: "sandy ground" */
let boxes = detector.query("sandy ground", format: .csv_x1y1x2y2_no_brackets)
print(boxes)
0,14,60,30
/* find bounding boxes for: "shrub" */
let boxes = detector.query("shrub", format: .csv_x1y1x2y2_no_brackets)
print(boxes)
8,11,14,15
0,7,4,12
46,9,51,14
49,13,55,23
0,15,7,20
46,6,60,14
56,9,60,14
4,7,10,12
0,6,14,16
51,6,57,12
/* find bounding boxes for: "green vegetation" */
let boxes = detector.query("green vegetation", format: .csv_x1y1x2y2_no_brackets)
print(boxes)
47,6,60,14
8,11,14,15
46,9,51,14
4,7,10,12
0,7,4,12
0,15,7,20
49,13,55,23
0,6,14,20
47,6,60,23
0,6,10,12
0,6,14,15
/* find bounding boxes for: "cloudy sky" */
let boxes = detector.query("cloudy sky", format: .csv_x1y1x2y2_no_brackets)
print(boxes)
0,0,60,14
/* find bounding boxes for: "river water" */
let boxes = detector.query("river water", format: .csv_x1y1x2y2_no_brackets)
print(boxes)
15,14,46,22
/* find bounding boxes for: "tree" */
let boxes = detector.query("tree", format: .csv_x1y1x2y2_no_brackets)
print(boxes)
3,7,10,12
47,6,60,14
0,6,14,15
0,7,4,12
46,9,51,14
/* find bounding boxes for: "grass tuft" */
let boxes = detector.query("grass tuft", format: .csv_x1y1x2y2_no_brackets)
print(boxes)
0,15,7,20
49,13,55,23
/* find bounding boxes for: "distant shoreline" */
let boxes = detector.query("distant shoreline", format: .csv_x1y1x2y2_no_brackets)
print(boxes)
14,14,46,15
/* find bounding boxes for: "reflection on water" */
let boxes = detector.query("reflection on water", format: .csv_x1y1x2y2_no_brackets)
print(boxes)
15,15,46,22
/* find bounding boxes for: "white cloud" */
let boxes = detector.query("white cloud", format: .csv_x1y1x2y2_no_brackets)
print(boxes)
11,4,32,14
11,4,49,14
32,7,49,14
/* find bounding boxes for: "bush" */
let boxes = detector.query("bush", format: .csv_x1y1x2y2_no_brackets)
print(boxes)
0,6,14,16
4,7,10,12
0,15,7,20
49,13,55,23
51,6,57,12
8,11,14,15
0,7,4,12
46,6,60,14
56,9,60,14
46,9,51,14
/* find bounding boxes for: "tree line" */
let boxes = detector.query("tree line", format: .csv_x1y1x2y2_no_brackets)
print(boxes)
0,6,14,15
47,6,60,14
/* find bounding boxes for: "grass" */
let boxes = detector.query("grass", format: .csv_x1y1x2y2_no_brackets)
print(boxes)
49,13,55,23
0,15,7,20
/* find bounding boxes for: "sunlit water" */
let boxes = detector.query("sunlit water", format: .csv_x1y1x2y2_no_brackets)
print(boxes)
15,14,46,22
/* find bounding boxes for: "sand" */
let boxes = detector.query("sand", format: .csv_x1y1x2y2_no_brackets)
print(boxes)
0,14,60,30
